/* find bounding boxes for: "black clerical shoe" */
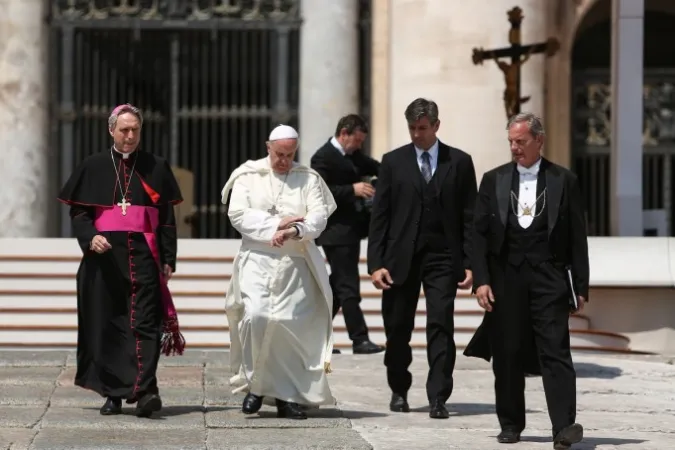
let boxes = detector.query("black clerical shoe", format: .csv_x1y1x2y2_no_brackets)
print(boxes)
352,340,385,354
428,399,449,419
332,349,342,354
100,397,122,415
135,393,162,418
389,393,410,412
497,430,521,444
275,399,307,420
553,423,583,449
241,393,264,415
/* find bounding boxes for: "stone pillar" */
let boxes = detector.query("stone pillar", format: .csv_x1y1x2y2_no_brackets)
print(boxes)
369,0,391,161
543,0,576,168
0,0,49,237
298,0,359,166
610,0,644,236
387,1,548,182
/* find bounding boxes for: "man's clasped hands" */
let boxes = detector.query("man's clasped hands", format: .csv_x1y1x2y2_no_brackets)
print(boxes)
270,215,304,247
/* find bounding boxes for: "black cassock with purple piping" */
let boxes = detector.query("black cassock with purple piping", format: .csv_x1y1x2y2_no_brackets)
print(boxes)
58,148,185,402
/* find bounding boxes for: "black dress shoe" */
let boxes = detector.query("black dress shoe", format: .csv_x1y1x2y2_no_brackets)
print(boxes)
429,399,449,419
352,340,385,354
242,392,264,414
100,397,122,415
332,349,342,354
275,399,307,420
497,430,521,444
135,393,162,418
553,423,583,449
389,393,410,412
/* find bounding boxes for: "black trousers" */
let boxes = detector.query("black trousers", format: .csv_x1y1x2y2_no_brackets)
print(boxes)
382,248,456,403
323,244,369,343
490,259,576,436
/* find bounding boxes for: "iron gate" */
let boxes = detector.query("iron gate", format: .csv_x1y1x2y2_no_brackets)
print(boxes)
50,0,302,238
571,69,675,236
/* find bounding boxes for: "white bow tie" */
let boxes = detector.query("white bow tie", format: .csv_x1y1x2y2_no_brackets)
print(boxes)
516,164,538,176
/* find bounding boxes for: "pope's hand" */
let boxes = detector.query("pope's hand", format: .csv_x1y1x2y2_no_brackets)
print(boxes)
278,216,304,230
270,228,297,247
90,235,112,254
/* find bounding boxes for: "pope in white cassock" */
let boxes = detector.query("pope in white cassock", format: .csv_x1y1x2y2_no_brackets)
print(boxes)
220,124,338,420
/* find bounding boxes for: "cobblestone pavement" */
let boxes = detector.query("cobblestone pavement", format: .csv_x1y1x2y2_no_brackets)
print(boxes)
0,350,673,449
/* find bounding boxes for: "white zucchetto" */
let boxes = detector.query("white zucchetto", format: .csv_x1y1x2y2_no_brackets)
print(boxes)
268,124,299,141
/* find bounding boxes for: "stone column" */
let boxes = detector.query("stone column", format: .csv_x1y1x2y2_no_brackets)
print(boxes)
543,0,576,168
610,0,644,236
298,0,359,166
0,0,49,237
387,1,548,182
369,0,391,161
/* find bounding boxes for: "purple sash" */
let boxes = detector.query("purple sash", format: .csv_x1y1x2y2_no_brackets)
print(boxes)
94,204,184,356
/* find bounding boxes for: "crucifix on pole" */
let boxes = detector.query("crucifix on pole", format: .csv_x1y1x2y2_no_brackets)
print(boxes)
471,7,560,119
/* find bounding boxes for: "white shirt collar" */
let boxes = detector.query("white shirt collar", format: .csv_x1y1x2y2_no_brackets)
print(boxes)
414,140,439,162
330,136,346,156
516,157,541,176
113,146,134,159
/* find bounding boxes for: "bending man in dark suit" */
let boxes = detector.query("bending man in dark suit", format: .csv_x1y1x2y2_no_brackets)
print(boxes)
464,112,589,449
368,98,477,419
311,114,384,355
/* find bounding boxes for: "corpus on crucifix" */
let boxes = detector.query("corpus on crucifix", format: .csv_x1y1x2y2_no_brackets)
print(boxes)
471,7,560,118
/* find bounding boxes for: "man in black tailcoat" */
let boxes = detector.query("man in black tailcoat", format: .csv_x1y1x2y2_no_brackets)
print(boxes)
464,112,590,449
311,114,384,354
368,98,477,419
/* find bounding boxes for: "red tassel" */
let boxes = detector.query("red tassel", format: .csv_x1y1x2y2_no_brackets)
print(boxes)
161,318,186,356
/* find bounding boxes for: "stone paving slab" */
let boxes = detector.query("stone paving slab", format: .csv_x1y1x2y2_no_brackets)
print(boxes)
0,350,674,449
206,429,373,449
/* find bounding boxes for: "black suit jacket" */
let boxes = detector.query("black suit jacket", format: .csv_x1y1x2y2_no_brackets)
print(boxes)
310,140,381,246
464,158,590,374
367,141,477,284
471,158,590,299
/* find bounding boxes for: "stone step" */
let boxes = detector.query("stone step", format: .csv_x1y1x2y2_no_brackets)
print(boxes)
0,307,591,330
0,272,466,297
0,325,628,351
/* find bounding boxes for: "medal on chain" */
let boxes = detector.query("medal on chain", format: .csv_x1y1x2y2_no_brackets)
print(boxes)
510,188,546,218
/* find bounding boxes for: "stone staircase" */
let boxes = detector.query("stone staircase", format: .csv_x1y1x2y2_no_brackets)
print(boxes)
0,238,634,353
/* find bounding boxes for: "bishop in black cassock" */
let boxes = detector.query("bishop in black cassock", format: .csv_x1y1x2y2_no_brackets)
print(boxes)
57,104,184,418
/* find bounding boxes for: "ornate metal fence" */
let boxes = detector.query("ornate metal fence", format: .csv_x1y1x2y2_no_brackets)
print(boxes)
50,0,302,238
571,69,675,236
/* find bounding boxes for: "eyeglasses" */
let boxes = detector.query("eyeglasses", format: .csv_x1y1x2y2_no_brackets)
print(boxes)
509,139,533,147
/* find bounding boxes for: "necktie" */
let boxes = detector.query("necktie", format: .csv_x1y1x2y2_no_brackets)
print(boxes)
421,152,432,183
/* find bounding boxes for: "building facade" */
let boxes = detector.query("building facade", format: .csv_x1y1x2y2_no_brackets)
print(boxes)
0,0,673,239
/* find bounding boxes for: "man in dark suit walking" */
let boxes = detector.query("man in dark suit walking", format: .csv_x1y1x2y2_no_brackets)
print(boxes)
368,98,477,418
311,114,384,355
464,112,589,449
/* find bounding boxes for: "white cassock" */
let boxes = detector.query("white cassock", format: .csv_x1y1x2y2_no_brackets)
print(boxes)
220,156,337,406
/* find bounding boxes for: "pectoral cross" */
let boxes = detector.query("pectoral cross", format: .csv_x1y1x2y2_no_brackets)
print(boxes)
471,7,560,118
267,205,278,216
118,198,131,216
522,205,532,216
